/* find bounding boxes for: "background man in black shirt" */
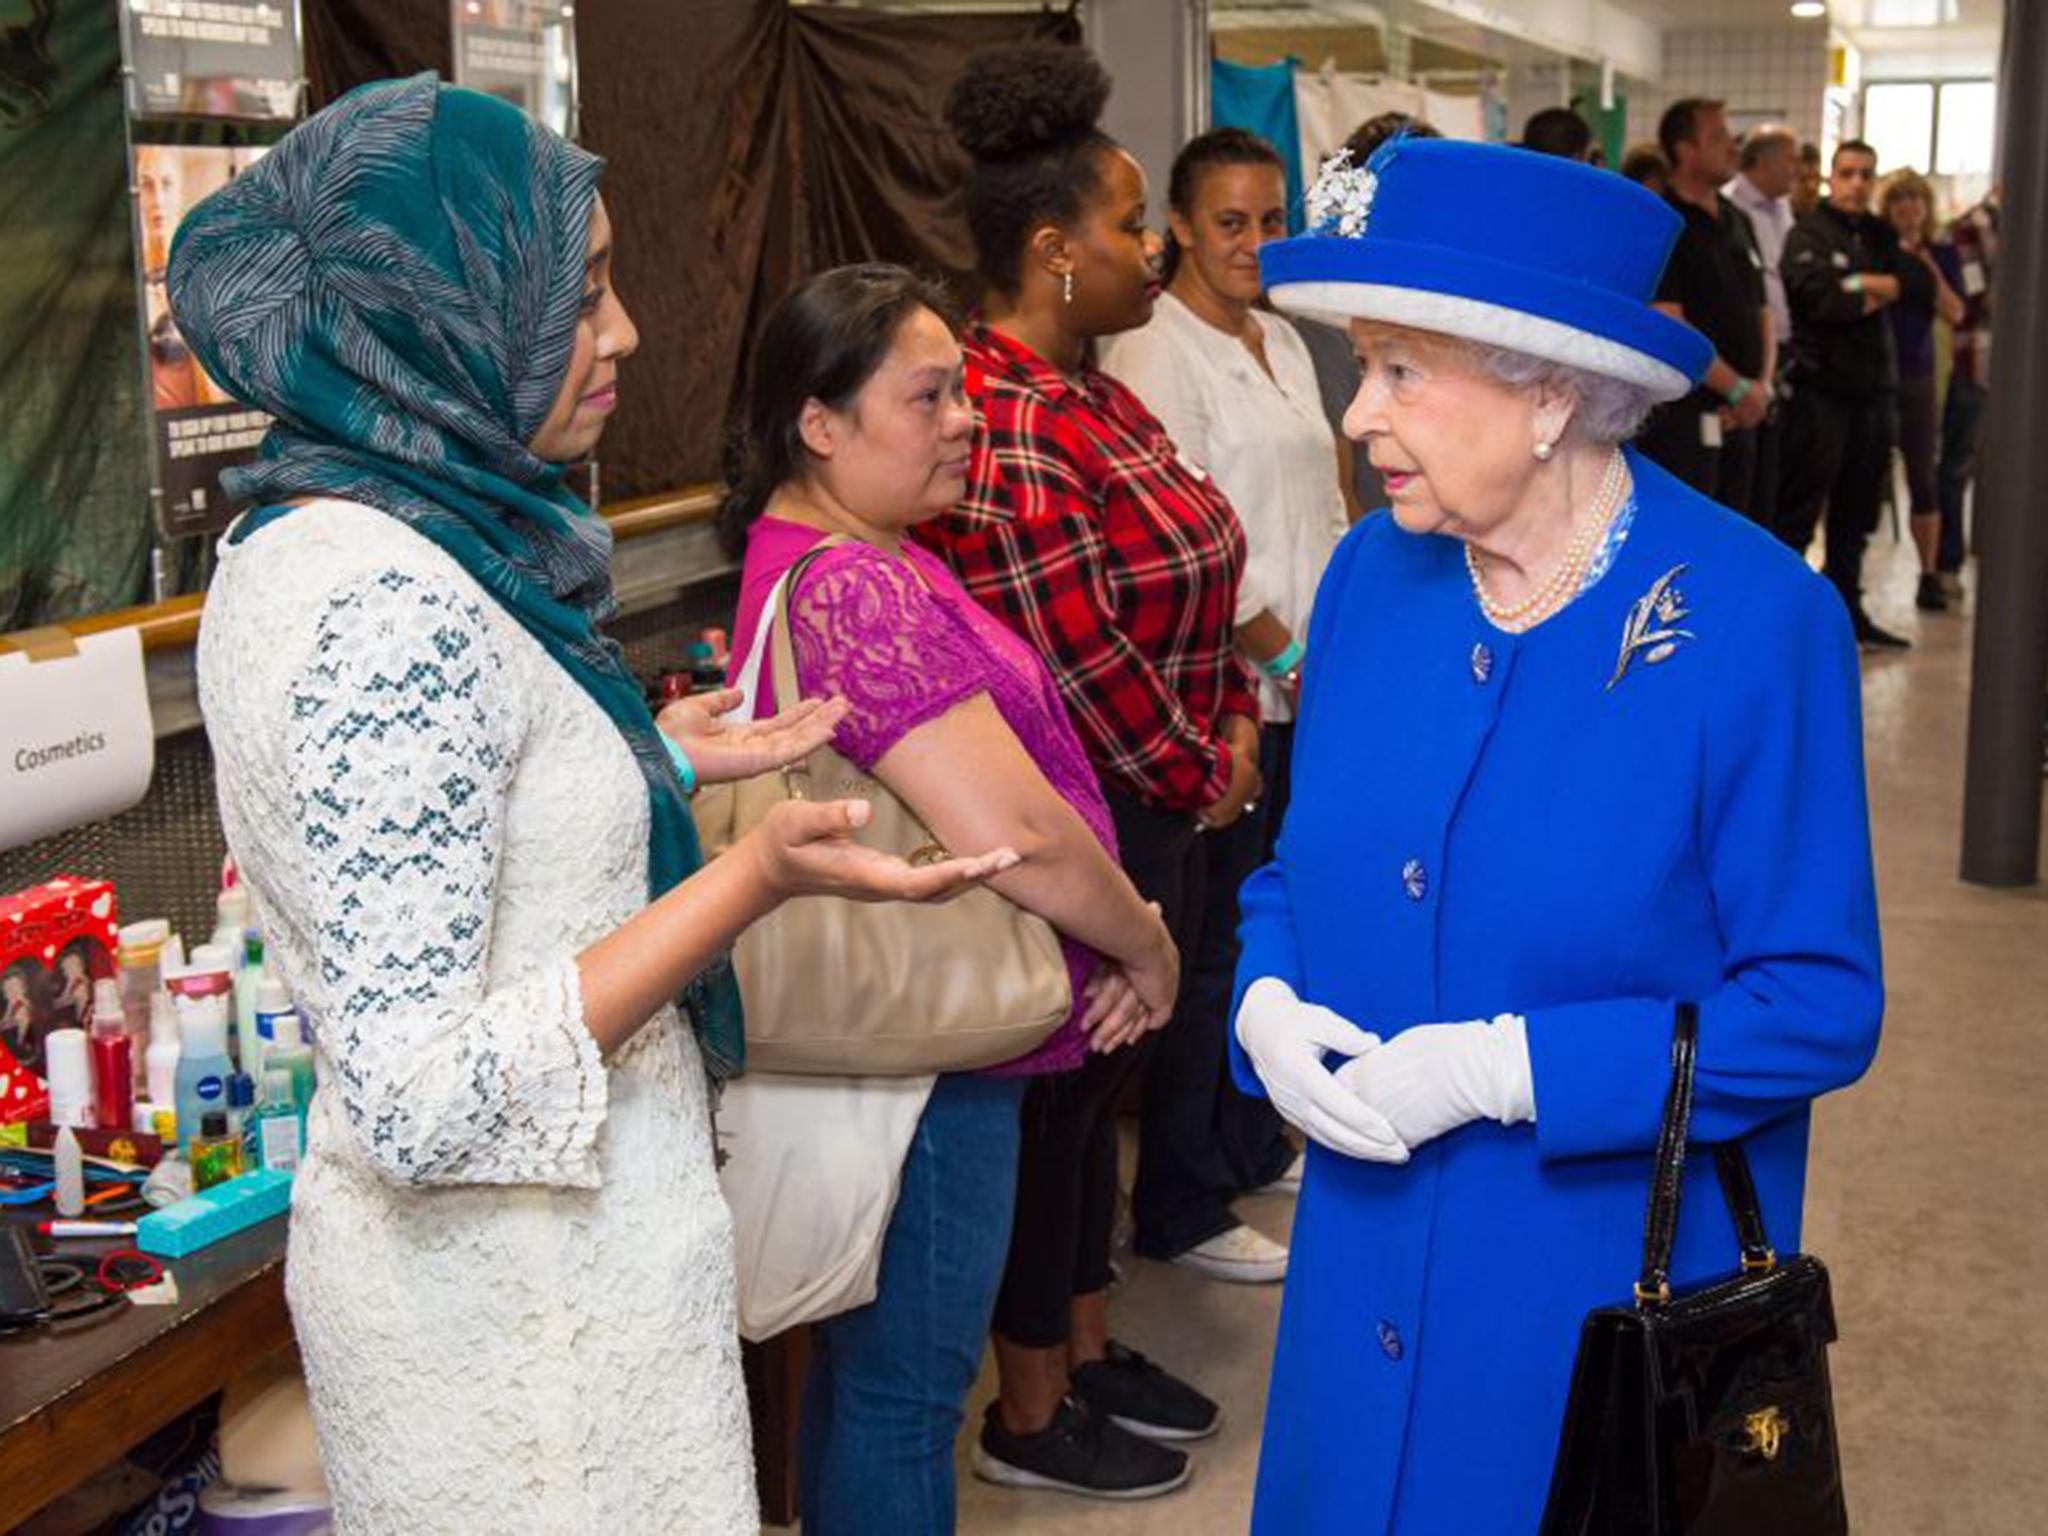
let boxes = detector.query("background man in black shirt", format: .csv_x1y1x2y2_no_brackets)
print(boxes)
1638,98,1772,510
1775,139,1932,650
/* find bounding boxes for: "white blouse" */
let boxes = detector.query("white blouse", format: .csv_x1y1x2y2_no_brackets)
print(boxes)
1101,292,1351,723
199,500,756,1533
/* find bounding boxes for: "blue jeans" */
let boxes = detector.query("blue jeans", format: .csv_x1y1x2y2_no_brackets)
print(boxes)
1937,376,1986,573
797,1072,1025,1535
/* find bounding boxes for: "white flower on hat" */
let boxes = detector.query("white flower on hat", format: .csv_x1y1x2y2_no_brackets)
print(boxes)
1305,149,1378,240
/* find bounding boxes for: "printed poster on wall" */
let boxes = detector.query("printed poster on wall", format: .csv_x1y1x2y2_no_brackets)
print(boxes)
135,144,273,539
121,0,302,121
451,0,577,138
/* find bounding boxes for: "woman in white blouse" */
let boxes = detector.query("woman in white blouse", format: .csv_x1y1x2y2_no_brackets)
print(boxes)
169,77,1008,1533
1099,128,1352,1286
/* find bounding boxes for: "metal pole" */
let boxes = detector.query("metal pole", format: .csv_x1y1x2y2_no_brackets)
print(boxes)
1960,0,2047,885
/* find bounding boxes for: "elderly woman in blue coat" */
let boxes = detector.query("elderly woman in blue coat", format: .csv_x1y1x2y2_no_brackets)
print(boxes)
1229,137,1883,1532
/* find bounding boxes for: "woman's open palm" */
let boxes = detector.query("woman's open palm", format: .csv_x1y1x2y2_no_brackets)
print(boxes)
748,798,1020,904
657,687,849,785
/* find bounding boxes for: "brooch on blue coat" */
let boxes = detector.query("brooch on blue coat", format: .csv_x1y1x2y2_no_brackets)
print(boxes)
1608,564,1695,691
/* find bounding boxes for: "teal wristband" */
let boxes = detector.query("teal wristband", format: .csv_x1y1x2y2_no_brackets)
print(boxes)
1723,376,1751,407
661,734,697,796
1260,638,1306,680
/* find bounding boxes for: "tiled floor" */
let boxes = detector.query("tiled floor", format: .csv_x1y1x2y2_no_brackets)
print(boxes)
828,531,2048,1534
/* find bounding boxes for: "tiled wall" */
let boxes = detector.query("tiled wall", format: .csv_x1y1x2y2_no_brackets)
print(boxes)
1627,27,1831,157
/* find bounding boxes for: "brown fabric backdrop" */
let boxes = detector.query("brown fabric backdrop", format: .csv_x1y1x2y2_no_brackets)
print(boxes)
581,3,1075,499
306,1,1075,501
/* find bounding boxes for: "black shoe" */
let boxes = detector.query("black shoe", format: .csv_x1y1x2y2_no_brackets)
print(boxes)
1070,1340,1221,1442
1854,611,1912,650
1916,574,1950,612
972,1396,1191,1500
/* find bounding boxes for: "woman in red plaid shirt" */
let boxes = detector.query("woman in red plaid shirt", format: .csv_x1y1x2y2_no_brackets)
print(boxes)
921,43,1280,1501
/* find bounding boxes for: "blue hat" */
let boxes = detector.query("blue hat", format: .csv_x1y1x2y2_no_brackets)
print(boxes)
1262,136,1712,402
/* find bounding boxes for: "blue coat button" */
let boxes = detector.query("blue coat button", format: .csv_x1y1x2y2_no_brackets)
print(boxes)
1471,642,1493,684
1402,858,1428,902
1377,1319,1404,1361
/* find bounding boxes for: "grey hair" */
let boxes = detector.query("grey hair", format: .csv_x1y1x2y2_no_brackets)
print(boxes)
1466,343,1662,446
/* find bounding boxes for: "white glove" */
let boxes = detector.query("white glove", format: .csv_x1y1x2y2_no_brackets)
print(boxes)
1334,1015,1536,1152
1235,978,1409,1163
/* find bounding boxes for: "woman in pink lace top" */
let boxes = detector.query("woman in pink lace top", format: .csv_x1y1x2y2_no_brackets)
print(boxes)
720,265,1179,1533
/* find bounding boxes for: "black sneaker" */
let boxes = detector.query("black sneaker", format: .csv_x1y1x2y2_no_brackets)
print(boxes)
1853,610,1912,650
1070,1340,1221,1442
972,1396,1191,1500
1916,574,1950,612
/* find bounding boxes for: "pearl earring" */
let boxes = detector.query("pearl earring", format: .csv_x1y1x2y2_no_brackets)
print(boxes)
1533,440,1555,462
1062,270,1074,305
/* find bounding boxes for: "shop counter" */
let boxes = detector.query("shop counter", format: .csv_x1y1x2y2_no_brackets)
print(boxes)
0,1216,291,1529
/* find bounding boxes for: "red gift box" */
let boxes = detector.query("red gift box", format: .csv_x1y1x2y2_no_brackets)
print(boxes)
0,876,120,1124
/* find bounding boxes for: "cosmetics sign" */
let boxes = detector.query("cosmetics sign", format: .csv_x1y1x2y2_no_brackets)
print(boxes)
0,628,156,855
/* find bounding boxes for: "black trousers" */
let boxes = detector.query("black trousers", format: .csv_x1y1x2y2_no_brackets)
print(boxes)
1637,403,1719,498
1773,384,1892,616
1715,424,1761,520
992,781,1259,1343
1129,775,1294,1260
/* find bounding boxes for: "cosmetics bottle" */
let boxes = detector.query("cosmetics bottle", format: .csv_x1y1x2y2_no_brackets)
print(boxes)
267,1009,317,1113
117,918,171,1091
146,989,181,1110
190,1110,244,1191
89,981,134,1131
45,1029,94,1130
252,1068,305,1172
53,1126,86,1217
253,972,295,1058
170,980,234,1158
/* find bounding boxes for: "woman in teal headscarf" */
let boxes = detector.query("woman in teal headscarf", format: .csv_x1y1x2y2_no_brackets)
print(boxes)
171,74,1011,1532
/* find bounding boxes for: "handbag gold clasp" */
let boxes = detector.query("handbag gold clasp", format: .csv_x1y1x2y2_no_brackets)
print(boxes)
1739,1405,1787,1461
1741,1247,1778,1274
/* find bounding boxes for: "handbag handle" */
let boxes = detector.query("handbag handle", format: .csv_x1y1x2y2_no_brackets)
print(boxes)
1633,1001,1779,1307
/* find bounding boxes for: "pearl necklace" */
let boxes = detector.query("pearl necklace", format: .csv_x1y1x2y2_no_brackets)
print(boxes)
1464,451,1627,632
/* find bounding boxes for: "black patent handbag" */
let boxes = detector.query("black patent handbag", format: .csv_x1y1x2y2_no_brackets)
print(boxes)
1539,1002,1849,1535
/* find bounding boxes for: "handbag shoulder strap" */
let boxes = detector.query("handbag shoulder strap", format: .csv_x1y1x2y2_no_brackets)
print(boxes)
763,535,858,713
1636,1001,1780,1307
1636,1002,1701,1305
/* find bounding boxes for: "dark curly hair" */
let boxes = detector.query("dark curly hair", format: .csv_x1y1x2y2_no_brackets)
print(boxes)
1159,126,1284,284
718,264,959,558
945,42,1117,296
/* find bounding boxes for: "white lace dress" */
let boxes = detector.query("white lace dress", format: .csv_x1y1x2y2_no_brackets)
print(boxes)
199,500,757,1534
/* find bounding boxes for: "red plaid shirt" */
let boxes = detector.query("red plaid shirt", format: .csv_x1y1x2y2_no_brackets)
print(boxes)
917,324,1258,812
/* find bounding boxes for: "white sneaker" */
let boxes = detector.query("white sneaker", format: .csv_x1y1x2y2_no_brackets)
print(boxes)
1256,1151,1305,1197
1170,1223,1288,1284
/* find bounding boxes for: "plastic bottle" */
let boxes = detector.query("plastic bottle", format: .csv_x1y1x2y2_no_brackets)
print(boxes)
252,1068,304,1172
227,1071,255,1140
253,973,295,1057
146,989,181,1111
89,981,134,1131
170,977,234,1158
53,1126,86,1217
45,1029,94,1129
190,1110,244,1191
116,919,171,1091
267,1010,316,1114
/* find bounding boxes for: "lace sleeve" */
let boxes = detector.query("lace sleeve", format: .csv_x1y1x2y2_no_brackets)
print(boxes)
784,548,995,770
286,567,607,1189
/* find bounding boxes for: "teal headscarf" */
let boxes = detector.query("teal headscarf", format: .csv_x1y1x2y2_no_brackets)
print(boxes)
168,74,743,1078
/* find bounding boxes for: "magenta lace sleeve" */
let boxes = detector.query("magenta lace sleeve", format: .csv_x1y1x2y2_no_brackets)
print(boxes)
785,547,996,771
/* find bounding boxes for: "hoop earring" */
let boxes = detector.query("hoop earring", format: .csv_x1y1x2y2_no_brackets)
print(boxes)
1533,440,1555,462
1062,270,1074,306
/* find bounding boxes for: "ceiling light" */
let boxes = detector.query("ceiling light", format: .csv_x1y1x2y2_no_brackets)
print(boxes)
1790,2,1827,16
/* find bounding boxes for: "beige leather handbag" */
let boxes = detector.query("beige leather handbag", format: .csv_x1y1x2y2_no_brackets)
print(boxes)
691,542,1073,1075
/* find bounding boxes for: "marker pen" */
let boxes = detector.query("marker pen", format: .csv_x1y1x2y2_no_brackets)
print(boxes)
38,1220,140,1239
